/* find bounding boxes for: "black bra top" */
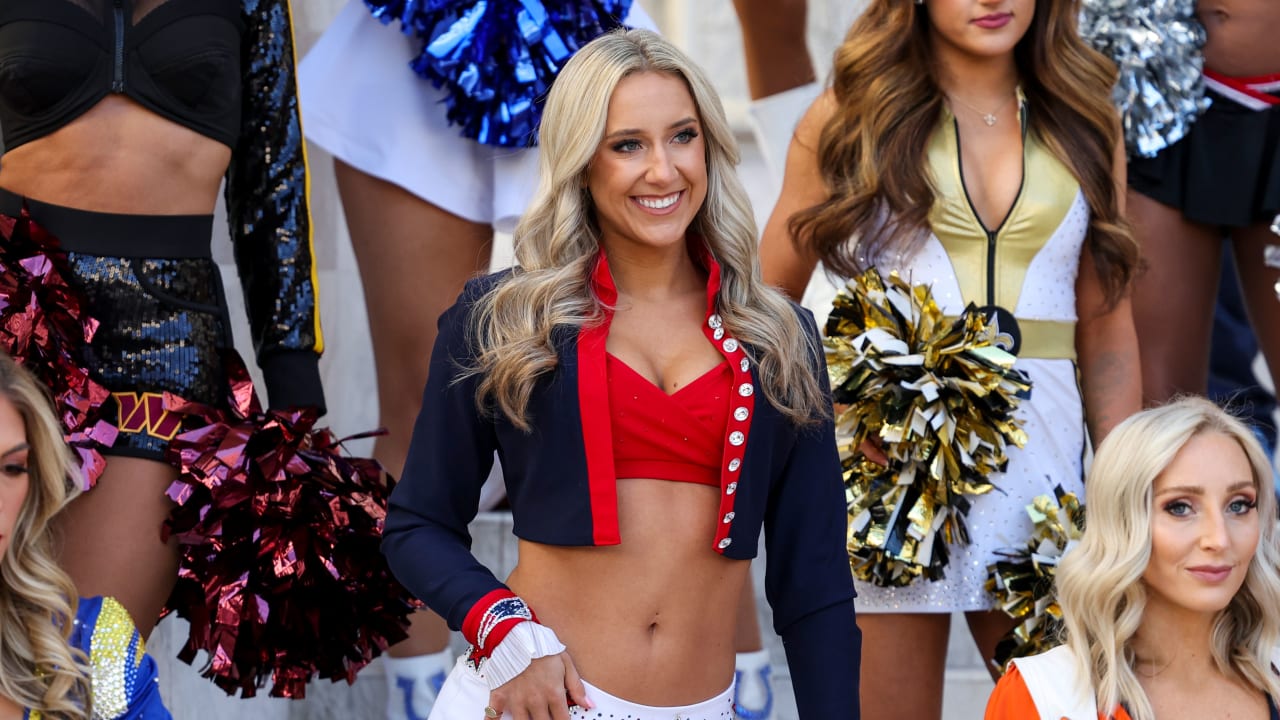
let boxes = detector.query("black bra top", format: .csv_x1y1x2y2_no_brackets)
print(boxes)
0,0,243,152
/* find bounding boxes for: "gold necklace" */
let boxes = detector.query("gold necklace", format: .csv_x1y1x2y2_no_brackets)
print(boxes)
947,91,1017,127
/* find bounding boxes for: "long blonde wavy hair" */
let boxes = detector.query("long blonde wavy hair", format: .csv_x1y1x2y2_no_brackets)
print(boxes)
0,354,91,718
468,28,827,430
790,0,1137,306
1057,397,1280,720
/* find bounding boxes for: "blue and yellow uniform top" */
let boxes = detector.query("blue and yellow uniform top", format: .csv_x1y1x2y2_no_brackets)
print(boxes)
27,596,171,720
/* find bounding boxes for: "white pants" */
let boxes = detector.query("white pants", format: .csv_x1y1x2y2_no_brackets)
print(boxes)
429,656,735,720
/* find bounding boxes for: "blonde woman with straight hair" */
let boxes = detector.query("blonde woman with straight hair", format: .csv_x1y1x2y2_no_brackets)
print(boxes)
986,396,1280,719
383,28,860,720
0,352,170,719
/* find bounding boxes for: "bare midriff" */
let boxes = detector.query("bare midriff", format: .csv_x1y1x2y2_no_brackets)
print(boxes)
0,96,230,215
507,477,749,707
1198,0,1280,78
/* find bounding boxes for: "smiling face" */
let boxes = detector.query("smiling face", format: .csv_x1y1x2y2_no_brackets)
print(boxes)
1142,431,1261,619
0,394,30,561
923,0,1035,60
586,70,708,258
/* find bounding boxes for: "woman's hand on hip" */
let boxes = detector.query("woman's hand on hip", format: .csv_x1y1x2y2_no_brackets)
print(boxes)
485,651,591,720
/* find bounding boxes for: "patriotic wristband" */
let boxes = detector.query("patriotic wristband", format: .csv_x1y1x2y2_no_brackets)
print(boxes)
462,590,538,662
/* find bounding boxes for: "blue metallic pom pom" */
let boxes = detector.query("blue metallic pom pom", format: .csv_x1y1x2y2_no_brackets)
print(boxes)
364,0,634,147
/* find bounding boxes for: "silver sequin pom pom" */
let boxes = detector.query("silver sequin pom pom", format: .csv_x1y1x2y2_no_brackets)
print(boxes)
1080,0,1210,158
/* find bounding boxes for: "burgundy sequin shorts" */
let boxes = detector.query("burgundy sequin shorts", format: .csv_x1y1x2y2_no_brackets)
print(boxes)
0,188,231,461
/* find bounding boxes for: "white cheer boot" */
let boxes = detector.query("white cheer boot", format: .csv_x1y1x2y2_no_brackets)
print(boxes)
733,649,776,720
383,648,452,720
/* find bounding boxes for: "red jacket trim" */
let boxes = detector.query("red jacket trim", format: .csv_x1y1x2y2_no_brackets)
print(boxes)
580,241,755,553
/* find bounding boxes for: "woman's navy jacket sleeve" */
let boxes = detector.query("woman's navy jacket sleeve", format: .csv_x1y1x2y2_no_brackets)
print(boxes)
765,308,860,718
383,275,508,629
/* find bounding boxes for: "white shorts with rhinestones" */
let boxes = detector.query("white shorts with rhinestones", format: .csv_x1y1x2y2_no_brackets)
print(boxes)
428,656,736,720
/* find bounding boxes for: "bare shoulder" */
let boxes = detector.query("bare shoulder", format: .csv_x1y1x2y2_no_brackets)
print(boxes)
794,88,839,151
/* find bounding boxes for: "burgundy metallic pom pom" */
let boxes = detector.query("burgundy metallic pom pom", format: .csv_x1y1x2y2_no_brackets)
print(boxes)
0,209,117,488
162,355,415,698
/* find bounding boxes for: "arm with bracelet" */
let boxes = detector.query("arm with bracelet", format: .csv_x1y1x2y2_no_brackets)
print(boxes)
383,274,573,692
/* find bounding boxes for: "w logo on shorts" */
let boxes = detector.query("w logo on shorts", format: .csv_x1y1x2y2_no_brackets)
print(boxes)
112,392,182,440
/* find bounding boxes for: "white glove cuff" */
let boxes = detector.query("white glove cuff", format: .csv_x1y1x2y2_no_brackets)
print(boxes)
480,621,566,691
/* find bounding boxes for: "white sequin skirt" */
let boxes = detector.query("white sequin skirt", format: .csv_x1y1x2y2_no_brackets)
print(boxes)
429,656,736,720
853,357,1087,613
298,1,656,234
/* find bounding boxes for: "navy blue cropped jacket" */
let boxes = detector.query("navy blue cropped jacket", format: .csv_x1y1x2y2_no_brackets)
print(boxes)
383,260,860,718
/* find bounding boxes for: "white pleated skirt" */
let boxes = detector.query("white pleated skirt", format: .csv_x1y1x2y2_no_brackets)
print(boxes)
298,1,657,233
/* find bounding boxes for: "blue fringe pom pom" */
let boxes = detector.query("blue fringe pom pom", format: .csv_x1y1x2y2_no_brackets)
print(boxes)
364,0,634,147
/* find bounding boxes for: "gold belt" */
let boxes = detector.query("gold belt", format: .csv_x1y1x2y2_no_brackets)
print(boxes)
944,316,1076,361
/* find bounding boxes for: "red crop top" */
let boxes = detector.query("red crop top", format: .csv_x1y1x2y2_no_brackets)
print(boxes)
607,353,731,486
578,242,758,549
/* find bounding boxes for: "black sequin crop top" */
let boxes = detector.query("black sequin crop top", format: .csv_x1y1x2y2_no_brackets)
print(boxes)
0,0,242,151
